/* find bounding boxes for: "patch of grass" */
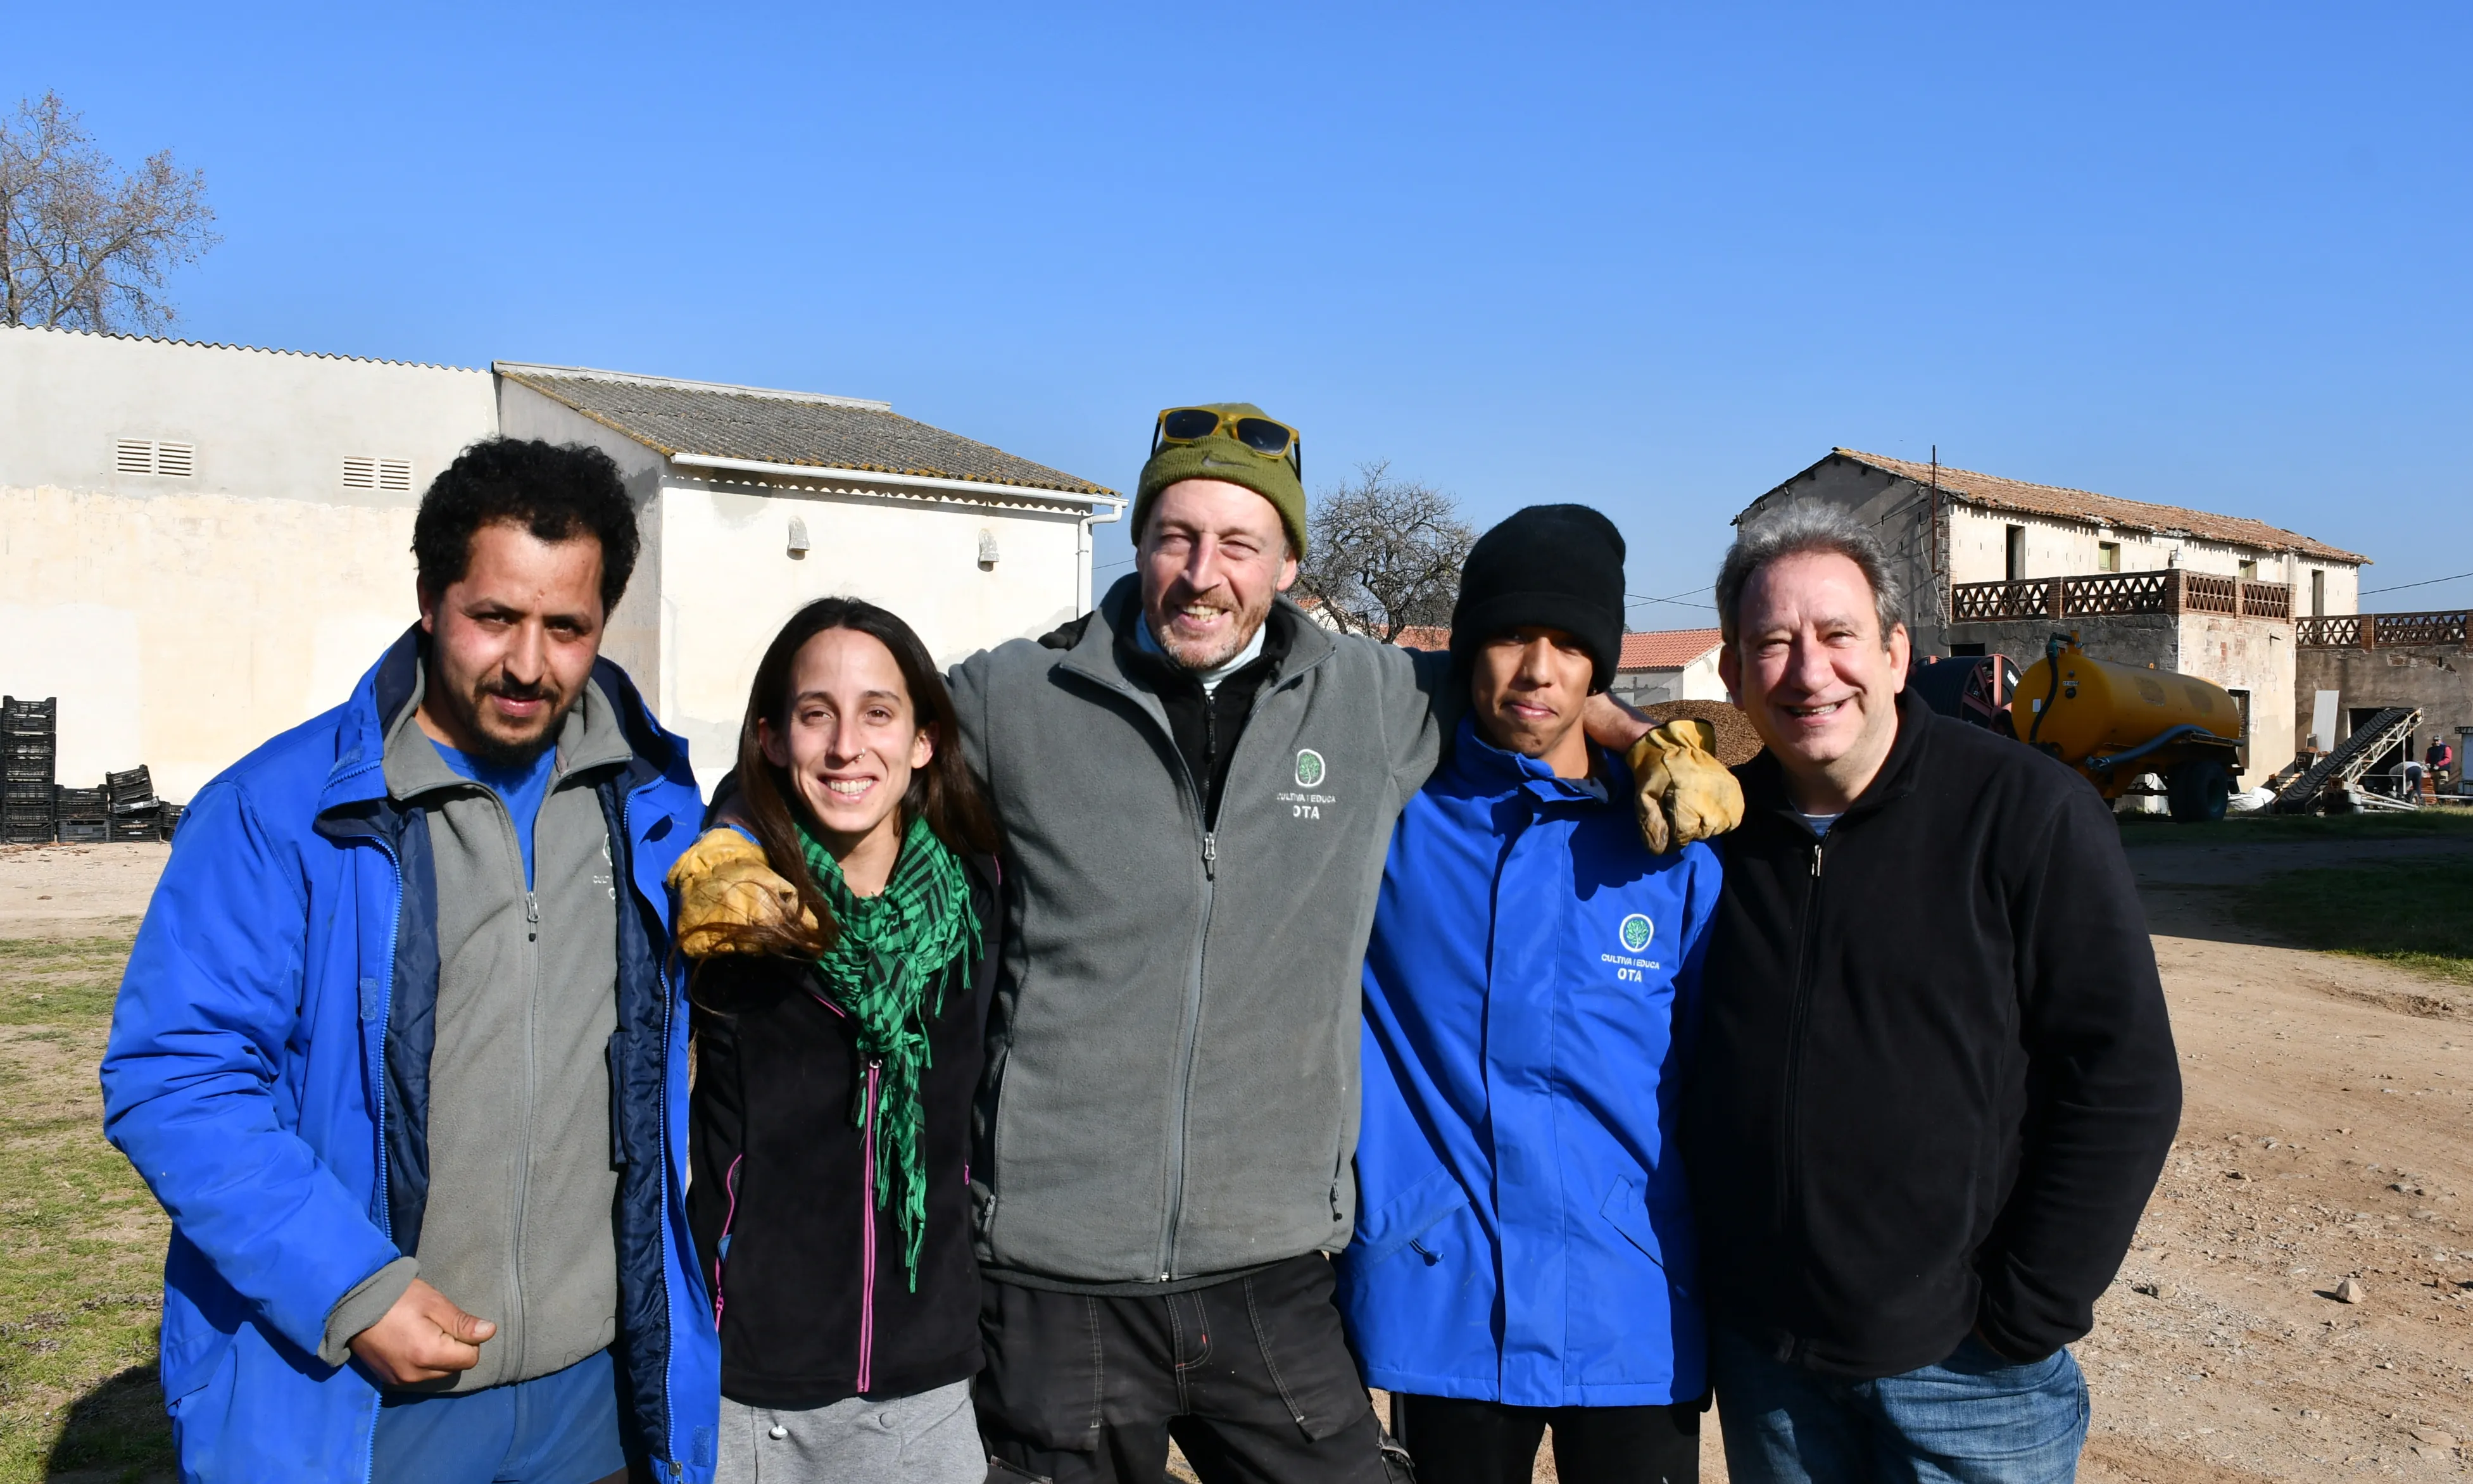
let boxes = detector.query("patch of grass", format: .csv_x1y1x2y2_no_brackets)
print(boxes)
2120,808,2473,846
2231,853,2473,986
0,933,173,1483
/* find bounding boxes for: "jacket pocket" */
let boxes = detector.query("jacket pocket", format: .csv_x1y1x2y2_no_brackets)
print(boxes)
1599,1176,1665,1268
1351,1164,1470,1267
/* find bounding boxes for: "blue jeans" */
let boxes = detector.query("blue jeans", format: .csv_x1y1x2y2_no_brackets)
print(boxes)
1711,1328,2087,1484
372,1347,627,1484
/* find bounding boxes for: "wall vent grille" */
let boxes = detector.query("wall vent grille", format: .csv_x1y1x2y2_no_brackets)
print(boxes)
345,456,415,491
115,439,194,477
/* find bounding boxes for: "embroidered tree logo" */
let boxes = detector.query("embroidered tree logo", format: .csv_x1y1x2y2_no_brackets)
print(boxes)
1619,914,1654,953
1295,749,1326,788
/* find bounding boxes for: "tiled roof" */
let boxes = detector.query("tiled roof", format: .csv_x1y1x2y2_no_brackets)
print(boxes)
1815,450,2368,565
496,363,1113,498
1391,625,1452,651
1620,628,1723,670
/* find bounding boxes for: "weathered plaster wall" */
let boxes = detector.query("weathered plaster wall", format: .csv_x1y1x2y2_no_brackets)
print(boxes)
655,479,1090,792
0,327,497,798
0,486,425,800
2178,613,2296,780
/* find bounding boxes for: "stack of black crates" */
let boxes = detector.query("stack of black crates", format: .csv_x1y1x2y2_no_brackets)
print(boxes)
107,766,163,841
3,697,58,844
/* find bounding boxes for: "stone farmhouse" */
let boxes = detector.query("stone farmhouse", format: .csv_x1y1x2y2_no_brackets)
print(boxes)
1737,448,2372,783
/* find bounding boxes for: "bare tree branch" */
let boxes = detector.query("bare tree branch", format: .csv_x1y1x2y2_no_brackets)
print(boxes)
1294,460,1478,645
0,92,218,334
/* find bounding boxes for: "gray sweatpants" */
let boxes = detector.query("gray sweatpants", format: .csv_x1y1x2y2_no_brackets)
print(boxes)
717,1380,982,1483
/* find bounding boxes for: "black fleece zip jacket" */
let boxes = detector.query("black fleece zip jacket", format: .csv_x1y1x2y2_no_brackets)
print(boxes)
687,860,1000,1407
1684,688,2180,1378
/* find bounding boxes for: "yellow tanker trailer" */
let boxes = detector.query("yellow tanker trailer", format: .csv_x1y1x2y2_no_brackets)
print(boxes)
2010,633,2246,822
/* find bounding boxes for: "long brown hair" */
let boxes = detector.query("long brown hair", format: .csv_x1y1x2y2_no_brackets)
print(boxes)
712,596,1002,960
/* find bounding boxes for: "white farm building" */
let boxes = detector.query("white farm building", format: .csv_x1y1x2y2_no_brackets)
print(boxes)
0,325,1121,800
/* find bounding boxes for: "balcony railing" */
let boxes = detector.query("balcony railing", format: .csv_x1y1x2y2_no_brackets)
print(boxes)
1951,570,2293,623
2296,610,2470,649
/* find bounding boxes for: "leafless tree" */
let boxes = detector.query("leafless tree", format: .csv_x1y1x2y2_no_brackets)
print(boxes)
1295,460,1477,644
1,91,218,333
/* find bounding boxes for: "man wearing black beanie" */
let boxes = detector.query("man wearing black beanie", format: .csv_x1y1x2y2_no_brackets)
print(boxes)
1447,503,1631,694
1337,503,1723,1484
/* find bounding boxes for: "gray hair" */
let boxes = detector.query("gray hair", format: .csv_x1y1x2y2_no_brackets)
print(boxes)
1714,503,1904,645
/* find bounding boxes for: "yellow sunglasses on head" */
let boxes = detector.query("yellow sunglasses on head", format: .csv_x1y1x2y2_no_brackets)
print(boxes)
1151,407,1302,479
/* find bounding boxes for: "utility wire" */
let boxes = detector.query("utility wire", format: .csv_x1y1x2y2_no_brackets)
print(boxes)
2362,570,2473,597
1625,588,1717,612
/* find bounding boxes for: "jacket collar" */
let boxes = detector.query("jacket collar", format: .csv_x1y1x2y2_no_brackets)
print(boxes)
1737,685,1934,832
1059,574,1335,696
319,624,689,818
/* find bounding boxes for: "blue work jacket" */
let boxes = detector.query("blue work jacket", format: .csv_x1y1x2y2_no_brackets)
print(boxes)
1335,716,1720,1407
98,629,720,1483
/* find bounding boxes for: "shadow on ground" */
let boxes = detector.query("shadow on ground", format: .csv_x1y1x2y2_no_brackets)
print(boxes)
42,1364,171,1484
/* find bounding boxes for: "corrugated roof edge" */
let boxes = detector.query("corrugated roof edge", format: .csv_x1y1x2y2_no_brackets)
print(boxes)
0,321,482,372
491,360,893,411
498,365,1116,497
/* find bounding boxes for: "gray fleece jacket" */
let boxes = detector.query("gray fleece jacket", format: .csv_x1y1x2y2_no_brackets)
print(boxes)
952,578,1449,1286
330,666,631,1391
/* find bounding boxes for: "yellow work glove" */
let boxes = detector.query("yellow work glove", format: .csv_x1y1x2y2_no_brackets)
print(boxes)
1626,719,1746,855
665,827,817,959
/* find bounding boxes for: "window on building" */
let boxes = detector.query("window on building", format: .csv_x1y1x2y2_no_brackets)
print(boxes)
2238,558,2258,581
114,439,195,477
2311,569,2325,617
1949,643,1986,657
2098,541,2120,573
343,457,414,491
2004,525,2027,582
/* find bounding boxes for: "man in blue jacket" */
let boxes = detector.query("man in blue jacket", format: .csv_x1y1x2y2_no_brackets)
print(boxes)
1337,505,1721,1484
99,439,720,1484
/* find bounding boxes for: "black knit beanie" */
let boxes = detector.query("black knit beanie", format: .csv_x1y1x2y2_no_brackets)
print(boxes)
1449,504,1628,693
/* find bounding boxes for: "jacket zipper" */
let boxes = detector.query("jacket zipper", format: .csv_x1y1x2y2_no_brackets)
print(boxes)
1775,832,1826,1363
1156,677,1283,1280
710,1155,743,1328
619,788,686,1480
361,833,405,1484
859,1059,881,1395
805,988,880,1393
1067,641,1319,1283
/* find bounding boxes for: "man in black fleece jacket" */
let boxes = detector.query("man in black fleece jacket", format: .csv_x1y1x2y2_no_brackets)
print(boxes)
1686,505,2180,1483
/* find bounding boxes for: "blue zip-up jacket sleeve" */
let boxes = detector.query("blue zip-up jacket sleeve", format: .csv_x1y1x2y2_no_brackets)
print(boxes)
101,777,402,1361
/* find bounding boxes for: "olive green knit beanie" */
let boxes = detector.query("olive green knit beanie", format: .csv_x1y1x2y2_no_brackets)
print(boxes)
1133,402,1309,558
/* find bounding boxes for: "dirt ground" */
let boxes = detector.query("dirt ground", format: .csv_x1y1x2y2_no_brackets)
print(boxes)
8,832,2472,1481
0,843,165,940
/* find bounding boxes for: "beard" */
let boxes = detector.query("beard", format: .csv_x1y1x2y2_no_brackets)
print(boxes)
443,673,576,767
1147,588,1276,672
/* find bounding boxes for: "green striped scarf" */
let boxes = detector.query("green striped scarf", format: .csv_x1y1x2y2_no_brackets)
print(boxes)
797,814,981,1290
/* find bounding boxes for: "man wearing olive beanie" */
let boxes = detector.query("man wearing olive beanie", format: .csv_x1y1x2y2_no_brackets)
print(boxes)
673,406,1744,1484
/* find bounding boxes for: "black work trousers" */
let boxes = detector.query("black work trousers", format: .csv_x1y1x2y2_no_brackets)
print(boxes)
1393,1392,1702,1484
977,1253,1391,1483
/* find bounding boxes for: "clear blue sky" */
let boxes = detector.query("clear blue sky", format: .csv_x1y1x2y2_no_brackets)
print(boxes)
11,2,2469,622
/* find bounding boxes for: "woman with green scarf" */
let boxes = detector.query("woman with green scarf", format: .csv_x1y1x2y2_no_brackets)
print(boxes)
677,597,1002,1483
